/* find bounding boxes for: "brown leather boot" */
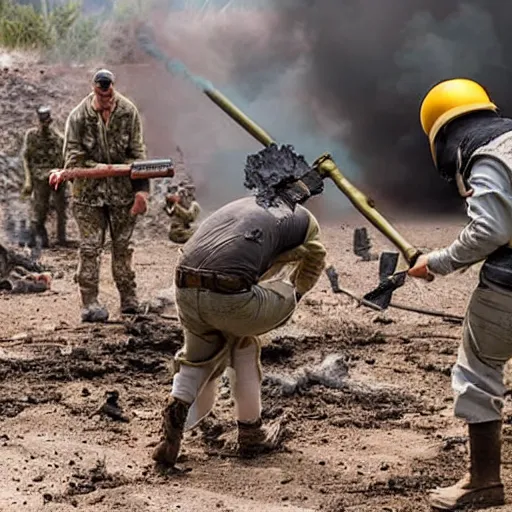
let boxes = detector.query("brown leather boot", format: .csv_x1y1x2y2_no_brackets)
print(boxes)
152,398,190,467
430,421,505,510
237,418,283,458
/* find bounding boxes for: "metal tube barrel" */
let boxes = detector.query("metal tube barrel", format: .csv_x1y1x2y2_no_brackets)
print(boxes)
313,154,420,263
203,89,275,147
202,87,420,264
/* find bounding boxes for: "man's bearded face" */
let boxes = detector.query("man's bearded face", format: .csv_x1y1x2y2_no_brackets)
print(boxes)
94,83,114,111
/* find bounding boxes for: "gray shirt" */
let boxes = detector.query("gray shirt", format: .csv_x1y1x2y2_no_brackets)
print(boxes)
179,196,311,283
428,157,512,275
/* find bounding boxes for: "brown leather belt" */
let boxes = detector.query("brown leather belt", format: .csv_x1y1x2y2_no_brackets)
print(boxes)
175,266,252,294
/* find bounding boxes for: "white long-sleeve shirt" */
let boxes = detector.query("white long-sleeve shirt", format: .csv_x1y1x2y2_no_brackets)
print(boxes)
428,157,512,275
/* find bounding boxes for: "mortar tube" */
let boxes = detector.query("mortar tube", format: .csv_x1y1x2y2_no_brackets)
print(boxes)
315,154,420,264
202,87,420,264
203,88,275,148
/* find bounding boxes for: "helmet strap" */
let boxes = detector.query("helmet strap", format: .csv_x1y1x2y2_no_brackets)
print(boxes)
455,147,474,198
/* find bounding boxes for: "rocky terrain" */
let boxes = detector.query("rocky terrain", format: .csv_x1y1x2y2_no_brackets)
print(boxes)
2,214,512,512
2,51,512,512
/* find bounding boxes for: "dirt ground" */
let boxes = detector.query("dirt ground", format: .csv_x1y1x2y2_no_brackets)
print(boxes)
2,212,512,512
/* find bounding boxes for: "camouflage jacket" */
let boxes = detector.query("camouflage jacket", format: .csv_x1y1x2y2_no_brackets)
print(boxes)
63,92,148,207
169,201,201,228
22,126,64,183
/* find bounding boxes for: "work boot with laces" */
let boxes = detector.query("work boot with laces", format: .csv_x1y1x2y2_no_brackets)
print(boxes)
237,418,283,457
152,397,190,467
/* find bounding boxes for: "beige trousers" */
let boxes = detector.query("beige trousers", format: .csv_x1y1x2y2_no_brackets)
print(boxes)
453,277,512,423
173,275,297,429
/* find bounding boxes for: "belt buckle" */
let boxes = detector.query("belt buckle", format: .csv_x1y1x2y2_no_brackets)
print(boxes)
219,274,239,293
189,274,202,288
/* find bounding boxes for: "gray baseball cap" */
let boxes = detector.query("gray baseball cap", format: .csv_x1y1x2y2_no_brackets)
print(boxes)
93,69,115,89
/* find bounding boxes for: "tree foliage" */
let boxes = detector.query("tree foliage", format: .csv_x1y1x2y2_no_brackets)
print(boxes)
0,0,102,61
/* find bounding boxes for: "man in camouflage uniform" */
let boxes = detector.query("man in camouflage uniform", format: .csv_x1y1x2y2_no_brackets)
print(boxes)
63,69,149,323
164,180,200,244
21,106,66,248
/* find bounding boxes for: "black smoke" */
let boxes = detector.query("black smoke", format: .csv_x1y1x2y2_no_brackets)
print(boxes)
227,0,512,213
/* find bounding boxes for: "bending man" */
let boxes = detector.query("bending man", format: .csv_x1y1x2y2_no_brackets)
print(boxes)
153,149,327,466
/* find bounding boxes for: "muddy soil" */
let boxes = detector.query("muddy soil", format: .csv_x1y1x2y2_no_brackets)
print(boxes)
2,217,512,512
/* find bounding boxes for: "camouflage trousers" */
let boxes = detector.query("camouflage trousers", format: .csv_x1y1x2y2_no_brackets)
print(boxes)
73,203,137,307
31,179,67,235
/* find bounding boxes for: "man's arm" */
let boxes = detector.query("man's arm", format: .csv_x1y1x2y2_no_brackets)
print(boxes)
128,107,149,194
56,130,65,168
428,157,512,275
128,108,147,161
63,111,93,169
290,212,327,296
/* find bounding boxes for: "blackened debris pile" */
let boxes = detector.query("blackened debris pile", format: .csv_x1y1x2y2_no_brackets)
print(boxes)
244,143,313,207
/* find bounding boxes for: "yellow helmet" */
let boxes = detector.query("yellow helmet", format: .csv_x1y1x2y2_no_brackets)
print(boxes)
420,78,498,158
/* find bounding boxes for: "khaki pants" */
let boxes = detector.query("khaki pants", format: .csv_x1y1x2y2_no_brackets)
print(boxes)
176,279,297,365
174,278,297,429
172,258,301,428
453,277,512,423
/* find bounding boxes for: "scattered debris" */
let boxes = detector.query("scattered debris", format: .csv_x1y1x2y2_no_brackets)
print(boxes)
66,459,129,496
264,354,351,397
353,227,379,261
0,242,51,294
92,390,130,423
442,436,467,451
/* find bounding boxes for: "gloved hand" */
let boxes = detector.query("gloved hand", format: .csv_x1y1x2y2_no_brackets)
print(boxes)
21,180,32,197
130,191,149,216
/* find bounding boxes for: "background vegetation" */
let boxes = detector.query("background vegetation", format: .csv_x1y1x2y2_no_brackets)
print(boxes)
0,0,150,62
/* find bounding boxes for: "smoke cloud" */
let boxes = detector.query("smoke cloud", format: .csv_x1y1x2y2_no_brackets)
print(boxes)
127,4,356,218
93,0,512,216
225,0,512,212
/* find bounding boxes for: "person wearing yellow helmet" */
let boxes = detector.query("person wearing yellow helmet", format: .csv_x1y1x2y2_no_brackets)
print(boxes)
409,78,512,510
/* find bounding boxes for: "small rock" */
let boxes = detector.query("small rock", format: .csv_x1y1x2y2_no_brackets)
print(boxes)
373,315,393,325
